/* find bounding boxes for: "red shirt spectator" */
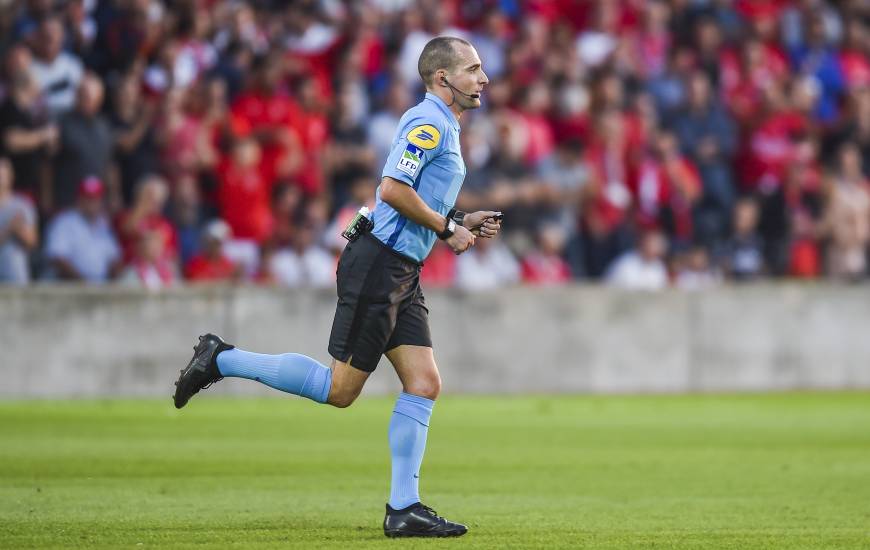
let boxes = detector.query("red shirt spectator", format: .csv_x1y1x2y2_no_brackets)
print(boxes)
738,87,809,191
218,139,273,242
114,175,177,264
520,223,571,285
721,40,790,126
230,62,305,189
629,133,702,242
185,220,241,282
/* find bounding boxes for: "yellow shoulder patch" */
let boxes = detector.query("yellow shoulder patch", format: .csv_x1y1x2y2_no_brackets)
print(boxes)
406,124,441,150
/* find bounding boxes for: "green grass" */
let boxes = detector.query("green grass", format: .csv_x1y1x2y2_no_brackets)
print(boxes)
1,393,869,549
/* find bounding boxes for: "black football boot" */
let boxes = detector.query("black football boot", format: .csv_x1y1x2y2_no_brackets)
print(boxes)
173,334,234,409
383,502,468,538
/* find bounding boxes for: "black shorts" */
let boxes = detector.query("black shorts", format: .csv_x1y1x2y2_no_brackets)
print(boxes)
328,232,432,372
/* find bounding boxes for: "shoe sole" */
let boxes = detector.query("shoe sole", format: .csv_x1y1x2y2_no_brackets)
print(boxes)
384,529,467,538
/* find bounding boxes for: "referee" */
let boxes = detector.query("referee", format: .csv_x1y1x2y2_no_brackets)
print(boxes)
172,36,499,538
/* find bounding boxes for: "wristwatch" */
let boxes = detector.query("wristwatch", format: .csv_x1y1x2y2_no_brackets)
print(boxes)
437,217,456,240
448,208,466,228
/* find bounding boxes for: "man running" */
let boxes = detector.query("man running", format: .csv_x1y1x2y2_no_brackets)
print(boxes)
173,36,500,538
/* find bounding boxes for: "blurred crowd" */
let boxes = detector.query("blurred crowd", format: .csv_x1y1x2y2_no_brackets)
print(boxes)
1,0,869,291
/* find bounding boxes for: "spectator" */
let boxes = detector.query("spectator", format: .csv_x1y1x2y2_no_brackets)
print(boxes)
575,2,619,68
630,131,702,247
43,176,121,283
120,229,178,291
830,89,870,178
156,87,218,182
674,245,721,291
114,174,177,264
838,18,870,90
820,143,870,279
721,197,766,281
0,44,34,103
470,8,510,80
185,219,241,283
29,16,84,116
323,82,375,208
455,235,521,292
53,74,113,211
758,145,824,274
229,53,304,190
0,70,56,206
518,81,555,165
0,157,38,284
367,80,411,169
670,71,738,244
218,138,272,243
520,224,572,286
168,174,207,267
535,137,590,233
264,222,334,289
605,230,669,290
110,74,158,204
788,12,845,124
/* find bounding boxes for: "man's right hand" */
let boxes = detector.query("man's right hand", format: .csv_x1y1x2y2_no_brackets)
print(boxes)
446,224,475,255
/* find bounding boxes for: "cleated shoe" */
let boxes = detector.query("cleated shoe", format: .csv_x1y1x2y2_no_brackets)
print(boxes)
173,334,233,409
383,502,468,538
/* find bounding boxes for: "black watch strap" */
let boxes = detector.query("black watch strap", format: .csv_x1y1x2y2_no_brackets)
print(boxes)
447,208,466,228
437,218,456,240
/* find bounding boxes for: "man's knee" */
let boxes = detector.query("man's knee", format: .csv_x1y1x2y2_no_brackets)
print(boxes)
326,358,369,408
404,371,441,400
328,390,358,408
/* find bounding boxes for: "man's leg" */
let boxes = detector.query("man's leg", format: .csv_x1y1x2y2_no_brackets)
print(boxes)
173,333,369,409
384,345,441,509
216,348,369,407
382,345,466,537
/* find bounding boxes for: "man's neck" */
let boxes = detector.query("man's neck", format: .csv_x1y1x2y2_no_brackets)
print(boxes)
428,88,463,121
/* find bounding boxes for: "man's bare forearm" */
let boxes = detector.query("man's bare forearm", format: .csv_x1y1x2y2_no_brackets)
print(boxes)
379,177,446,233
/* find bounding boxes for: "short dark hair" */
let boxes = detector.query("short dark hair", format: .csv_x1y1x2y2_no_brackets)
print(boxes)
418,36,471,87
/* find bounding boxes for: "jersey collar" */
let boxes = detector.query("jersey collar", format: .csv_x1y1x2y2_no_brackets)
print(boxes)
424,92,461,132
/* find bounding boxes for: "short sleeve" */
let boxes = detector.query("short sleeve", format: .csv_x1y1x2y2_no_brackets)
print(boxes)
381,118,444,186
45,216,72,260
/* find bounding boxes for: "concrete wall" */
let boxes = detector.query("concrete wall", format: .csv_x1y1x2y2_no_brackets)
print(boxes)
2,284,869,398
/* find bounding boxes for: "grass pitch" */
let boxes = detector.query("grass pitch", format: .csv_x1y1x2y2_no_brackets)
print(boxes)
0,393,868,549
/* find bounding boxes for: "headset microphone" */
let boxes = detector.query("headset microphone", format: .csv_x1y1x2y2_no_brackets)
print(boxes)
441,77,480,100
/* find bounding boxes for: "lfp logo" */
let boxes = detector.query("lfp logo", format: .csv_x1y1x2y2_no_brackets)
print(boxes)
407,124,441,150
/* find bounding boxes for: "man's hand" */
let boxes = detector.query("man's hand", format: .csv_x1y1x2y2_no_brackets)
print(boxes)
446,224,475,255
463,210,502,238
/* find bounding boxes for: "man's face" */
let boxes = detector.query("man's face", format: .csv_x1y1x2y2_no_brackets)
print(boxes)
442,43,489,110
37,19,64,60
79,196,103,219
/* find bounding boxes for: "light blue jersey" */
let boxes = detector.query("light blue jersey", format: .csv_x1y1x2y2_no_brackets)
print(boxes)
373,92,466,262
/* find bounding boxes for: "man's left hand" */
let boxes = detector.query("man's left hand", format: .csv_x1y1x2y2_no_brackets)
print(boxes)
464,210,502,238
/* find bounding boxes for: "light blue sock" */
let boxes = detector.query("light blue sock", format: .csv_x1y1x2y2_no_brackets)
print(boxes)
388,392,435,510
216,348,332,403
